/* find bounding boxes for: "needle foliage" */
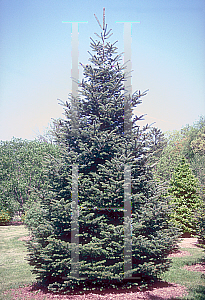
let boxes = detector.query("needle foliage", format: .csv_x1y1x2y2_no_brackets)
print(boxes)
26,12,180,293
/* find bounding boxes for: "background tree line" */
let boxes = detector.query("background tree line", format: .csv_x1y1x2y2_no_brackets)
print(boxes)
152,116,205,241
1,117,204,239
0,136,60,223
1,117,205,229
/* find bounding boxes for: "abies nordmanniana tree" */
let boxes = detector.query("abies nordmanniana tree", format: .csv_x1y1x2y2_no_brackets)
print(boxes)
26,11,180,293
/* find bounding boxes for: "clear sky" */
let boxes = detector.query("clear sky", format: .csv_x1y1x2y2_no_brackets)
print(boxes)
0,0,204,141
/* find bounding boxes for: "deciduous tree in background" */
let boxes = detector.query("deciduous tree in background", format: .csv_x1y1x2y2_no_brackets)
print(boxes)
0,137,60,223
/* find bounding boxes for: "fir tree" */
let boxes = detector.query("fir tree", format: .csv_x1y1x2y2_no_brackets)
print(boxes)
26,10,180,293
168,157,202,235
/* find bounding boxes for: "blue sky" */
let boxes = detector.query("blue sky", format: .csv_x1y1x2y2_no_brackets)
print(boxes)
0,0,204,141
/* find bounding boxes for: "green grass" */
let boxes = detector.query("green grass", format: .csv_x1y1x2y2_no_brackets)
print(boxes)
0,225,36,299
0,225,205,299
161,247,205,299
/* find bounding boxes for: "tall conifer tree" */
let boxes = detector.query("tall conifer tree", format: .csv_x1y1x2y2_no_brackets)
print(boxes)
26,10,179,293
168,157,202,235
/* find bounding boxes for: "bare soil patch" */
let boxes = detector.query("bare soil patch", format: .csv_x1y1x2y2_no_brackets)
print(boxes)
178,237,198,248
3,282,189,300
18,235,32,241
183,263,205,274
9,221,24,226
168,250,191,258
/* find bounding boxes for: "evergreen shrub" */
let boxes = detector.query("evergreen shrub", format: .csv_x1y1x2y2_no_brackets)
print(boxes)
168,157,202,235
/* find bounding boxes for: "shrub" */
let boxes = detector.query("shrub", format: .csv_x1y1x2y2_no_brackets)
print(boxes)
24,201,46,231
0,209,11,225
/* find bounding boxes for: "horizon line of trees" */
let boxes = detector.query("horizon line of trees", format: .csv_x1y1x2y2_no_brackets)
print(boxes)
1,115,204,229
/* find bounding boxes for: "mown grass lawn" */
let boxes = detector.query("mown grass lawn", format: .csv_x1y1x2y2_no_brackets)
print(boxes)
0,225,205,299
0,225,36,299
161,246,205,299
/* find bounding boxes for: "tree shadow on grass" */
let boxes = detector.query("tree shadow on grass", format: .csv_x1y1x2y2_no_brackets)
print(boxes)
29,280,187,299
187,285,205,300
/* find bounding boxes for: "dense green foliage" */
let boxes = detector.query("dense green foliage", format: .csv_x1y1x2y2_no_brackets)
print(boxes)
154,117,205,189
153,117,205,241
26,16,180,293
168,157,202,235
0,209,11,225
0,137,60,219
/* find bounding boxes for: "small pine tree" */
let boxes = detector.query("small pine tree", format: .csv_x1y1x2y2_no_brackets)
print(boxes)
168,157,202,235
26,11,180,293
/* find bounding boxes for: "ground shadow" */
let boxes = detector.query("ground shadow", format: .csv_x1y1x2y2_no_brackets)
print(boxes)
188,285,205,300
29,280,183,298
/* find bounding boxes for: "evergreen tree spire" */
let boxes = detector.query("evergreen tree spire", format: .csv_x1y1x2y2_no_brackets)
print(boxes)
168,157,202,235
26,9,180,293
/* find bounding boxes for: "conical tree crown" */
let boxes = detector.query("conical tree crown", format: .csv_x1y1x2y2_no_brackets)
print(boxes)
26,10,180,293
78,11,141,134
168,157,202,234
54,14,147,174
56,13,145,140
169,157,199,202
